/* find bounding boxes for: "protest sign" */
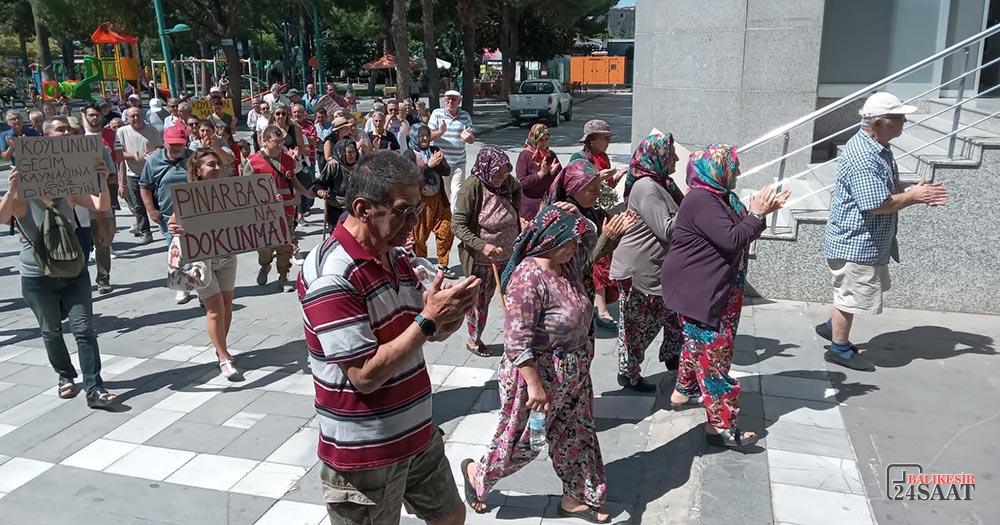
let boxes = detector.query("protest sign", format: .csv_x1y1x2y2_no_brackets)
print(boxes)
313,94,343,115
14,135,103,199
170,174,291,261
191,97,235,120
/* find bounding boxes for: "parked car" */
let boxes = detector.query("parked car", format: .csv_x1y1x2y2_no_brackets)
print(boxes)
508,79,573,127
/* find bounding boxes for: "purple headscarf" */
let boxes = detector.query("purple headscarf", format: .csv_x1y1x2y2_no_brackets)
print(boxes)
545,159,600,204
471,145,513,198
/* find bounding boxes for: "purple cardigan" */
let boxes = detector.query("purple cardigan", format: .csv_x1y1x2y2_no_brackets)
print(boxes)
515,149,562,220
661,188,765,325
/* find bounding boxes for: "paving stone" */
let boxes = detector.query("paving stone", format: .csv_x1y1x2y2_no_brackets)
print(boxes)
280,460,324,504
768,449,864,495
0,384,47,413
765,419,855,460
0,364,51,387
699,469,774,524
242,391,316,419
771,483,873,525
0,400,93,458
146,421,247,454
0,465,274,524
224,415,309,461
597,419,651,464
183,388,266,426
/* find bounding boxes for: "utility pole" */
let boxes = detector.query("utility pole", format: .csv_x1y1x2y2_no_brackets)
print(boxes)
152,0,178,97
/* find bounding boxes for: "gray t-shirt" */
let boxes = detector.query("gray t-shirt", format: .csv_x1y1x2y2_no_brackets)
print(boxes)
17,199,80,279
115,124,163,177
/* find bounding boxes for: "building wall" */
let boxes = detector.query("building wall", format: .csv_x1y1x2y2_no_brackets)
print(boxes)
632,0,826,176
608,7,636,39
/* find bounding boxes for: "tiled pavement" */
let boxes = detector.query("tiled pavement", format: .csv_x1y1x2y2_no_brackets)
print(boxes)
3,96,998,523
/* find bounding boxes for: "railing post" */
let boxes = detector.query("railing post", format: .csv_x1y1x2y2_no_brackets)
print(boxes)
949,46,972,159
770,132,791,234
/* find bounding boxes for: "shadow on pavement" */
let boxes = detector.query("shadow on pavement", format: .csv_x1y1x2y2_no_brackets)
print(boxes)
859,325,995,368
732,334,799,366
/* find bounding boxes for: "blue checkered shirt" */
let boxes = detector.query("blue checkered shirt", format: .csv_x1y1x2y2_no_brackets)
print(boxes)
824,130,900,265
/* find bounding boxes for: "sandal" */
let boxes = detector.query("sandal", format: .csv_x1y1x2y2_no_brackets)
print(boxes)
557,504,611,524
86,388,119,410
461,458,488,514
219,359,244,382
594,313,618,330
667,394,703,411
58,377,78,399
466,341,491,357
705,427,759,448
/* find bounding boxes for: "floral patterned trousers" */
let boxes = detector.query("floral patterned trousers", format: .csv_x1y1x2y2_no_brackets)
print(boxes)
466,263,499,343
615,281,683,381
412,192,453,267
473,347,607,507
675,285,745,429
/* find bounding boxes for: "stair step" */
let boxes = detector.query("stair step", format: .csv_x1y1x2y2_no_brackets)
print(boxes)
926,98,1000,134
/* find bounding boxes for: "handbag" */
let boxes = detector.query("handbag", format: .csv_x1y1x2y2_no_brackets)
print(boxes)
166,236,213,291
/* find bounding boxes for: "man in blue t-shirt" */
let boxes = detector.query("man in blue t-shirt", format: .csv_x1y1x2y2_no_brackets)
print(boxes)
1,110,40,167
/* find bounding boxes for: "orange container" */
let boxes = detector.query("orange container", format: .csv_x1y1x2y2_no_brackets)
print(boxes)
570,56,626,86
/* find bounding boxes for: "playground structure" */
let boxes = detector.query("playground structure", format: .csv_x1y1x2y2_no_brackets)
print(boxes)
90,24,141,100
150,57,256,101
34,55,104,103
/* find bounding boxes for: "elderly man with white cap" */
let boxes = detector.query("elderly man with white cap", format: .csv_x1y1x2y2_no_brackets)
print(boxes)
428,89,476,209
816,92,949,371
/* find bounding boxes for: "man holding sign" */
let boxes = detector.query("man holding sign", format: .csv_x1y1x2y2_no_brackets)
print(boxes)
0,128,120,410
243,126,315,292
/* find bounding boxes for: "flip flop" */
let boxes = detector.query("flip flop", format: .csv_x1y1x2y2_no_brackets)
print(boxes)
557,504,611,524
705,427,759,448
460,458,488,514
667,395,703,411
466,341,491,357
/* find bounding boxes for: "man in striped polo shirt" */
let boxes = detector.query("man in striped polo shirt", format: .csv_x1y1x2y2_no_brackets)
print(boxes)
298,151,481,524
428,90,476,211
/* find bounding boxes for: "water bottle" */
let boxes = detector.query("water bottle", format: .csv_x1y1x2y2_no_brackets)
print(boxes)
528,410,546,451
410,257,437,287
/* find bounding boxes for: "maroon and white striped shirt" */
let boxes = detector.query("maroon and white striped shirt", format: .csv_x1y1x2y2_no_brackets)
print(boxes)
297,224,433,471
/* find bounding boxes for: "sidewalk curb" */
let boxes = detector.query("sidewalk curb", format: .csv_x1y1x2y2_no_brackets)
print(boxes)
476,93,606,137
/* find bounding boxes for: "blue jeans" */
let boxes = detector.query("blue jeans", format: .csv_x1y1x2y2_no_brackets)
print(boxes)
21,271,104,395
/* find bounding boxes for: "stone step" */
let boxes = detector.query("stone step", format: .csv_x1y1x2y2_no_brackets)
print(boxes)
926,97,1000,135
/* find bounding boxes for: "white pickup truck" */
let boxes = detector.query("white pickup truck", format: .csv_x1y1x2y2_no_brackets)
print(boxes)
508,79,574,127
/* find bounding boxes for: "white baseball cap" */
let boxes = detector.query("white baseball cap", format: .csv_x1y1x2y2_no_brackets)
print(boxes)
444,90,462,99
860,92,917,118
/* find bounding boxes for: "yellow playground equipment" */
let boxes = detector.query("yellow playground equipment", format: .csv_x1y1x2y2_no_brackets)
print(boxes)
90,23,140,99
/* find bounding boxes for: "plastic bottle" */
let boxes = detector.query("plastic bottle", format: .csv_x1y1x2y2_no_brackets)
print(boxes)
528,410,546,451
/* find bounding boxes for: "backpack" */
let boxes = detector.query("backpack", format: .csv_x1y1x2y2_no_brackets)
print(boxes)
25,200,85,278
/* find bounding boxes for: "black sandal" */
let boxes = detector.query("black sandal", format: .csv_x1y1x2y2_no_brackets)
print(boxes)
58,378,78,399
466,341,491,357
667,394,702,411
461,458,488,514
86,388,120,410
705,427,758,448
557,504,611,524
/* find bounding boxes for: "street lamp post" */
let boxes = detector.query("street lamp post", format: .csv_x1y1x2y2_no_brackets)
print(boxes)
152,0,190,98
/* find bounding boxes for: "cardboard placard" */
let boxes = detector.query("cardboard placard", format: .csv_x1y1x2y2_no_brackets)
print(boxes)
14,135,103,199
191,97,235,120
313,94,343,115
170,174,291,262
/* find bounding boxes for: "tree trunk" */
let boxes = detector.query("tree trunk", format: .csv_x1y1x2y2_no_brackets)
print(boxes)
499,1,518,102
18,33,30,76
223,42,243,122
422,0,440,109
32,14,53,82
60,39,75,79
457,0,476,113
391,0,411,102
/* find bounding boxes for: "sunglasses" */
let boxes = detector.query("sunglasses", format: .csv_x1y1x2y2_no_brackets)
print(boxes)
274,112,287,116
389,201,425,220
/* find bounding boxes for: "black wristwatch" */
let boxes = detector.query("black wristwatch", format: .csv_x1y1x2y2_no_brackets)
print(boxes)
414,314,438,337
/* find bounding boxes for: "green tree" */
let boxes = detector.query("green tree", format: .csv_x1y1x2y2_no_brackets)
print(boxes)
0,0,36,75
391,0,411,101
421,0,441,109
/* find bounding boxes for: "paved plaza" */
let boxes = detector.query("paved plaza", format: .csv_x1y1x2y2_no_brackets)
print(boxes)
0,95,997,524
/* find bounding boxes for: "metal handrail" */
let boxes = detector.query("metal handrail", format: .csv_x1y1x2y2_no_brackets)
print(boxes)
741,22,1000,153
738,53,1000,180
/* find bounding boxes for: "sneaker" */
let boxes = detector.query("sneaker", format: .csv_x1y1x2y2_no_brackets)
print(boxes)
823,349,875,371
89,252,97,262
129,224,140,236
97,282,113,295
278,274,294,292
139,233,154,245
256,267,269,286
814,321,832,341
175,290,193,304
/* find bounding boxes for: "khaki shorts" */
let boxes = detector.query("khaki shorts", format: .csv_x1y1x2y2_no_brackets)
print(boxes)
322,428,461,525
828,259,891,315
197,256,237,298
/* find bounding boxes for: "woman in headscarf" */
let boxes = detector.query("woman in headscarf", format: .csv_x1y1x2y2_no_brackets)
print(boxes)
661,145,788,447
461,204,610,524
403,123,456,278
313,137,358,227
515,123,562,221
547,159,635,329
452,146,522,356
609,131,686,392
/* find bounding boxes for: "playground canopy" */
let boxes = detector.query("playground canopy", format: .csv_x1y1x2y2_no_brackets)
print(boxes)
90,24,138,45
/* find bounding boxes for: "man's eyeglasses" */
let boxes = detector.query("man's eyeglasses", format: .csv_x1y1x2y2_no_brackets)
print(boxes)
389,202,425,220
